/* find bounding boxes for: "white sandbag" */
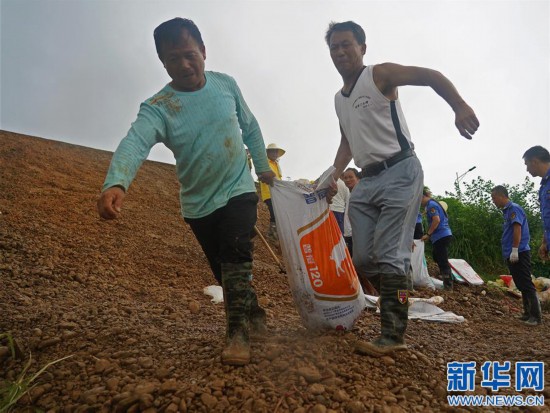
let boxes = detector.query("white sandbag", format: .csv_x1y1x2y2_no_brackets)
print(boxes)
430,277,444,290
408,301,465,323
364,294,464,323
271,167,365,331
449,259,484,285
364,295,378,309
411,240,435,289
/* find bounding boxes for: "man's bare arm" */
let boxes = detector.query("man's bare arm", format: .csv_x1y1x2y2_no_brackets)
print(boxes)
373,63,479,140
333,128,353,179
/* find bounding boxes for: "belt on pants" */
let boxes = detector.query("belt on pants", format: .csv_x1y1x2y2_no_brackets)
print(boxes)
360,148,415,178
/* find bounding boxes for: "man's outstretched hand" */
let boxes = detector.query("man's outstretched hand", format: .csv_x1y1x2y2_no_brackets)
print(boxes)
454,102,480,140
97,186,125,219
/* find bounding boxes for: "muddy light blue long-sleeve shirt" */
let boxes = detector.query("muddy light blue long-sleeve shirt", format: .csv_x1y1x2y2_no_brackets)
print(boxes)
102,71,270,219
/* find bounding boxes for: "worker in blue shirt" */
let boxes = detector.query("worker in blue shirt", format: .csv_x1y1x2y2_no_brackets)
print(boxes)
491,185,541,326
421,187,453,289
523,145,550,263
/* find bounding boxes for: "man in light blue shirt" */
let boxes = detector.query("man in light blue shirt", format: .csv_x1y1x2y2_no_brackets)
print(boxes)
97,18,275,365
491,185,540,326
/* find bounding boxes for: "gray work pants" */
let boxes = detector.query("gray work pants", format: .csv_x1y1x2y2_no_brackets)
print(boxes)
350,156,424,278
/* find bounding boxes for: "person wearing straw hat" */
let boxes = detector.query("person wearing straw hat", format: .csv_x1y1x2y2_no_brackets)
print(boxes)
259,143,285,242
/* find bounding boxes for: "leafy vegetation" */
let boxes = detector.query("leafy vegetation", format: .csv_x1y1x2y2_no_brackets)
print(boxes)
424,176,549,280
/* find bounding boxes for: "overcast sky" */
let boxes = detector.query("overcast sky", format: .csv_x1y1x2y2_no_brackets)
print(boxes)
1,0,549,196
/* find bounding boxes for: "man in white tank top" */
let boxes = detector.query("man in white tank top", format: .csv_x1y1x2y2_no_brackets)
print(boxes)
325,21,479,356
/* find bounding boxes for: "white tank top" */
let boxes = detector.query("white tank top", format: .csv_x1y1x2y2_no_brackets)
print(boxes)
335,65,414,168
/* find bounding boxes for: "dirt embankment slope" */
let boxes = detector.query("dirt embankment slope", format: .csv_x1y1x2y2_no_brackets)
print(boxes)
0,130,548,412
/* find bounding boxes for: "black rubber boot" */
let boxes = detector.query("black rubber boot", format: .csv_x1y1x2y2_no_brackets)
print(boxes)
518,293,530,321
523,290,542,327
355,274,409,357
442,271,454,291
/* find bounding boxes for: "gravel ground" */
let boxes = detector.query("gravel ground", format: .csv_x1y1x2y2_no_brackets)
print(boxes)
1,131,548,412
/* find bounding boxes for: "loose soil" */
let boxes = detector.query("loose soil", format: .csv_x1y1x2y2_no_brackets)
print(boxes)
1,131,548,412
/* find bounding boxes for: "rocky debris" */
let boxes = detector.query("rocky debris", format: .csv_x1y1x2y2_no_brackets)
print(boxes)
0,131,548,412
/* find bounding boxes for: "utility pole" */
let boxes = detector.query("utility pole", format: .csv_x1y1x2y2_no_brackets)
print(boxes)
454,166,476,200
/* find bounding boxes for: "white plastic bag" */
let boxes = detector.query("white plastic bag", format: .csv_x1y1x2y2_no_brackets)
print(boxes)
270,167,365,330
203,285,224,304
411,240,435,289
364,294,464,323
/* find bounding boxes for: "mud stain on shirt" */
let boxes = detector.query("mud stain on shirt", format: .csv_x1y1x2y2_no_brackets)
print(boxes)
149,92,182,115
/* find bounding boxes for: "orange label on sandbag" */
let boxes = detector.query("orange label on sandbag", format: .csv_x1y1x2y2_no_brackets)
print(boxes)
298,209,360,300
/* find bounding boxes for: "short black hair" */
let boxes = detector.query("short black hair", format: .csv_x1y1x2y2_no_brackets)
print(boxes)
422,186,432,197
491,185,509,198
325,21,366,47
154,17,204,61
344,167,360,178
522,145,550,163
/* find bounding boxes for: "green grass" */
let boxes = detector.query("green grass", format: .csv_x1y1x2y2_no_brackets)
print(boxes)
0,332,72,413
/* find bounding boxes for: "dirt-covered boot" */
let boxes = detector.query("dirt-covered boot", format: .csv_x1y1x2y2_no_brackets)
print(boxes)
517,293,530,321
221,263,252,366
266,222,279,243
221,331,250,366
442,271,454,291
523,290,542,327
355,274,409,357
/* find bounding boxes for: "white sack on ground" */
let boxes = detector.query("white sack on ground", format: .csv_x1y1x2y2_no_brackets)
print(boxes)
411,240,435,290
203,285,224,303
408,300,465,323
364,295,378,309
364,295,464,323
449,259,484,285
431,277,444,289
271,167,365,330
